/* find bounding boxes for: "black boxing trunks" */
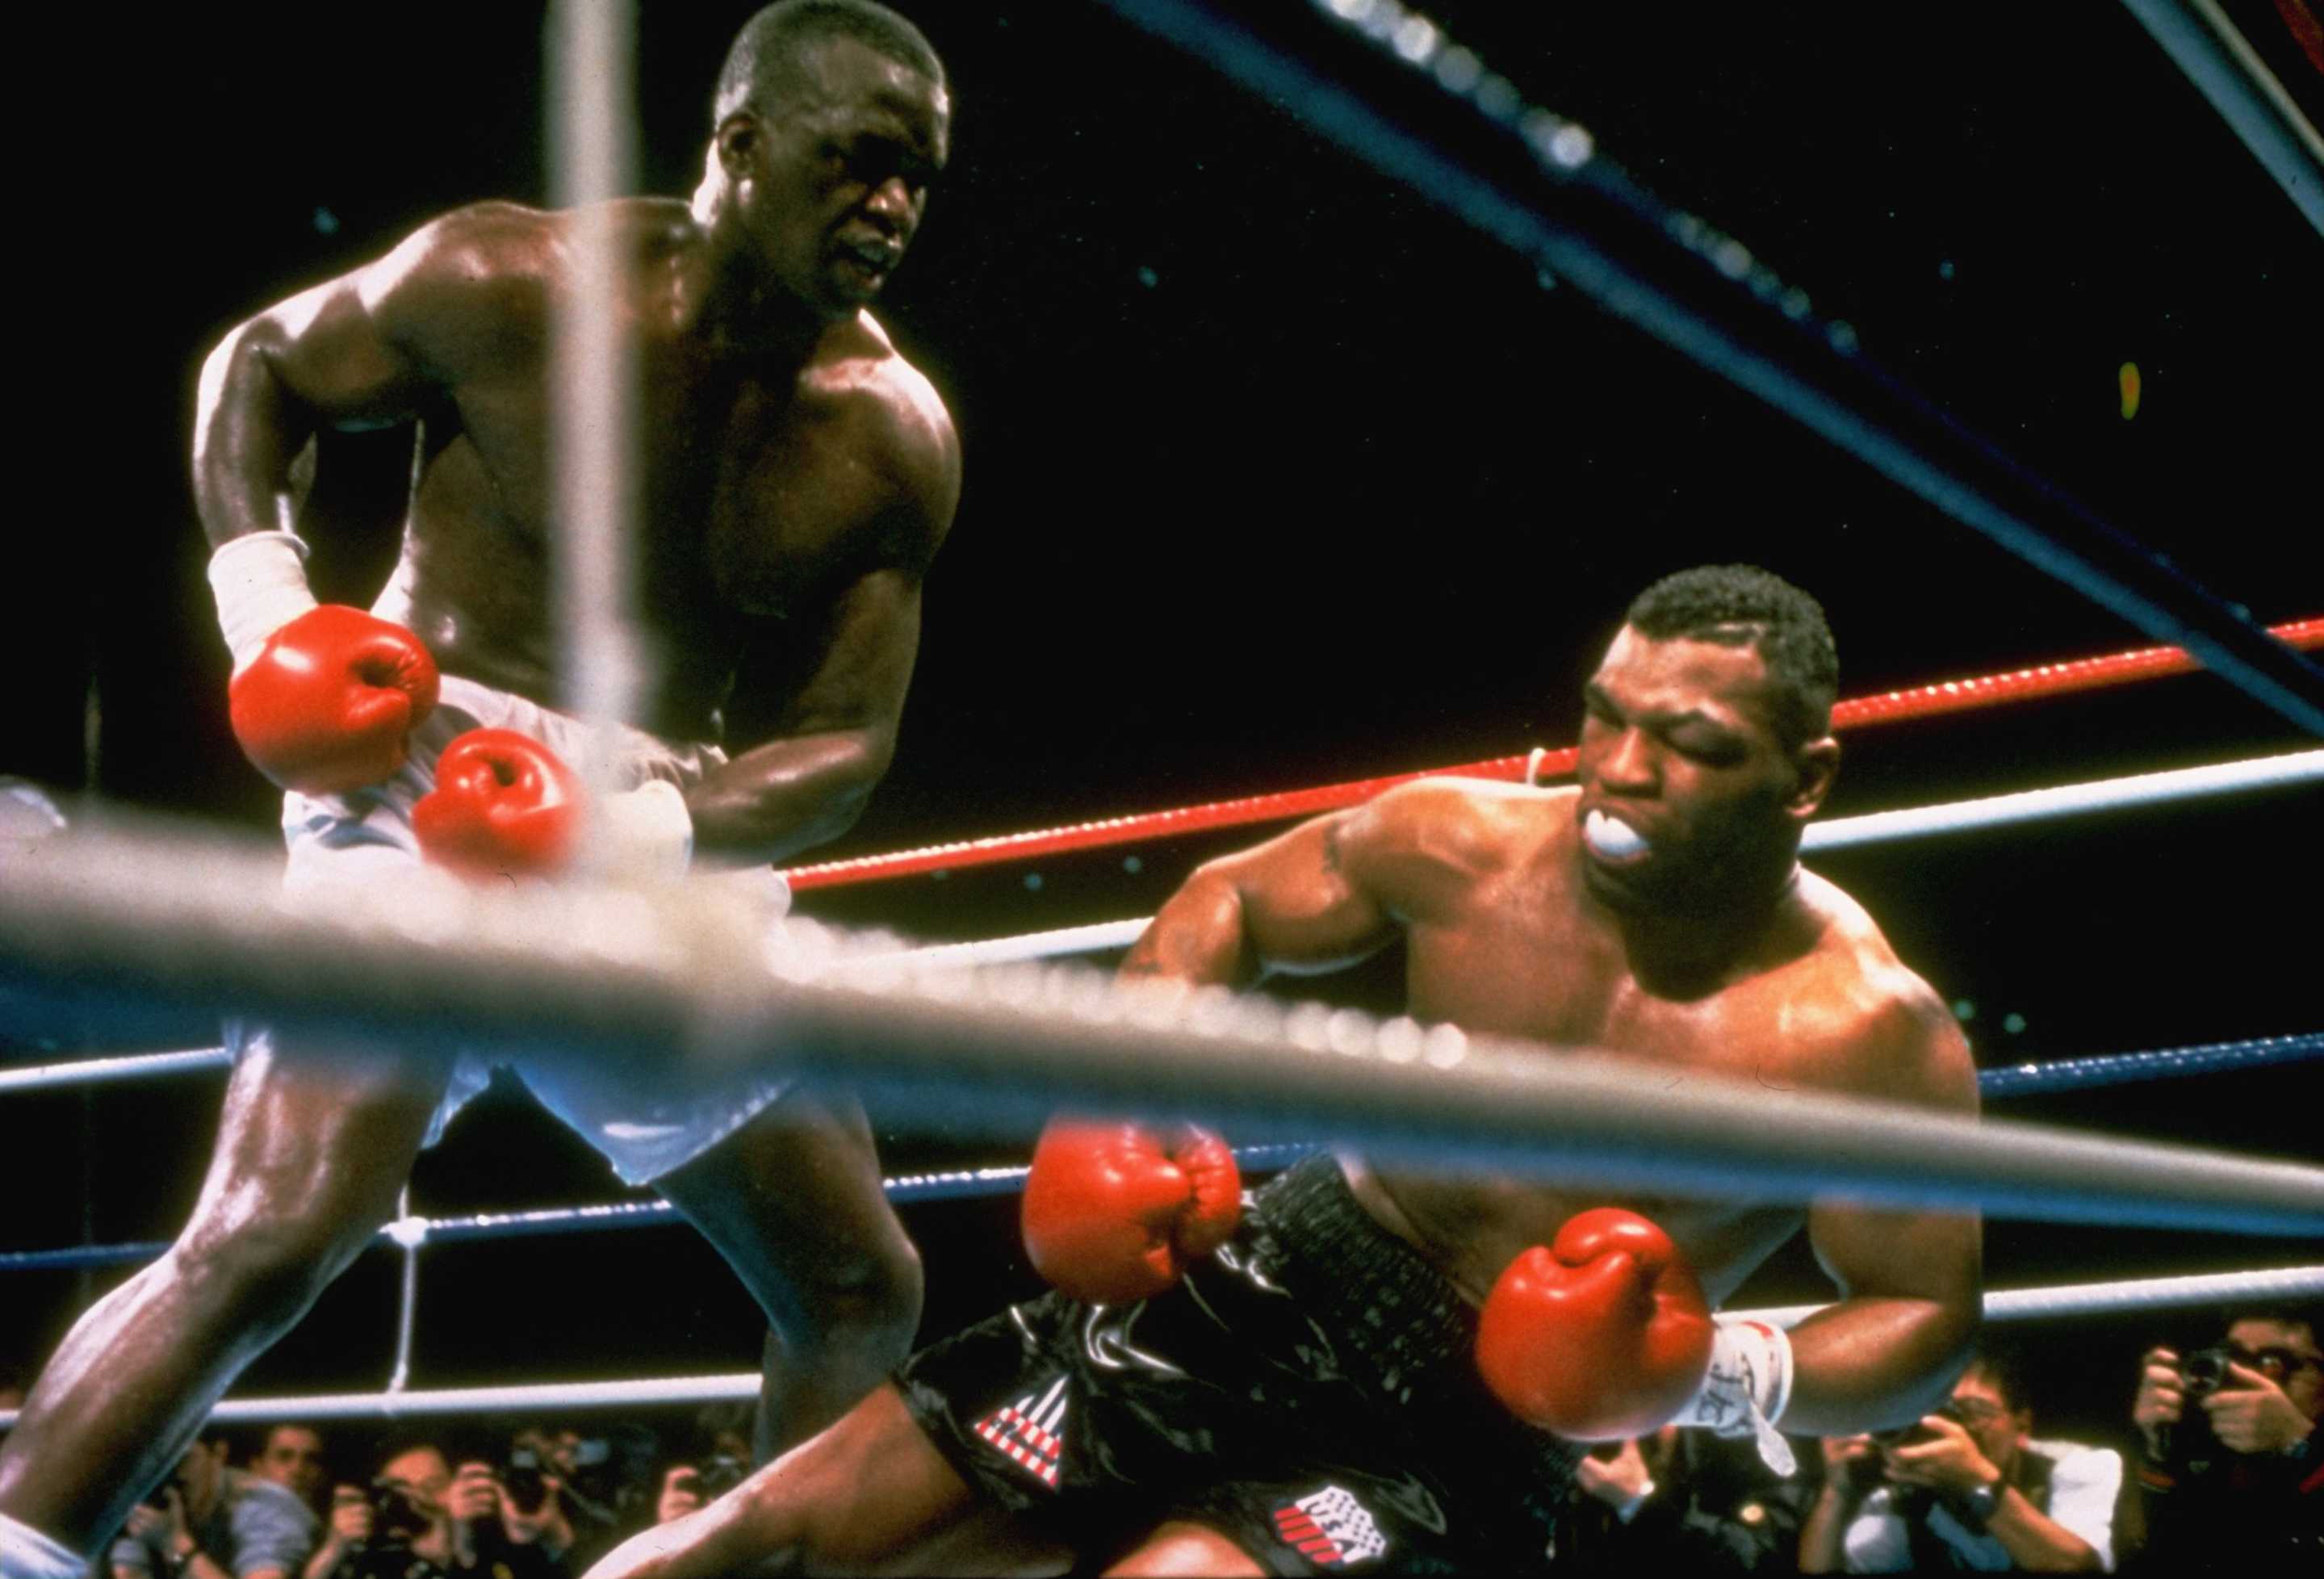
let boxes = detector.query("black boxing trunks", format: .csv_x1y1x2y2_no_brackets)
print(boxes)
894,1153,1582,1574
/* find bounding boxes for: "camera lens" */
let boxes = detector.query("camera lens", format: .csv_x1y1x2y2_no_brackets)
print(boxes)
503,1464,547,1514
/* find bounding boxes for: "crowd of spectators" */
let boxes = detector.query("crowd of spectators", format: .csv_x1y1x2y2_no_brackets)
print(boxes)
6,1309,2316,1574
0,1406,759,1579
1535,1302,2319,1573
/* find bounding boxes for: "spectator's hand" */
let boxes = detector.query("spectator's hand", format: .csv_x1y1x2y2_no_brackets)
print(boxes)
2133,1346,2184,1457
448,1462,502,1525
326,1485,373,1547
501,1473,575,1553
124,1489,198,1569
1819,1433,1879,1497
120,1493,174,1547
1882,1414,1999,1497
655,1466,704,1524
2203,1360,2314,1455
1574,1439,1655,1510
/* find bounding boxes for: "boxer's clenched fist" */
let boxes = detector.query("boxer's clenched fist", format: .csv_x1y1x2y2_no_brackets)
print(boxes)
414,728,586,877
1022,1120,1242,1304
416,728,697,881
1476,1207,1715,1438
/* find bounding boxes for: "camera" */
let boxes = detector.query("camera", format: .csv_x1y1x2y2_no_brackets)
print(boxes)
368,1478,433,1544
503,1447,554,1517
2177,1346,2235,1401
2154,1345,2237,1466
1843,1449,1886,1494
695,1454,749,1499
1857,1397,1978,1508
1875,1397,1973,1452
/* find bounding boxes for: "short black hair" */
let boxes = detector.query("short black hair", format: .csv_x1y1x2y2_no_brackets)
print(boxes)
1960,1344,2036,1414
1625,564,1838,750
714,1,944,126
2223,1305,2324,1346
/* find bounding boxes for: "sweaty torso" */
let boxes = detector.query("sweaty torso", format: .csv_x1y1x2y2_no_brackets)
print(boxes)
374,200,938,741
1345,784,1921,1307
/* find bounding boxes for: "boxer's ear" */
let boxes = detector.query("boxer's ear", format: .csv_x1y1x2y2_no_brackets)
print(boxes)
1786,735,1840,820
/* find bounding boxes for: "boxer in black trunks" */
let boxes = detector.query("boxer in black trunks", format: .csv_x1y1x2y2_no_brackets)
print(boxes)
584,566,1983,1577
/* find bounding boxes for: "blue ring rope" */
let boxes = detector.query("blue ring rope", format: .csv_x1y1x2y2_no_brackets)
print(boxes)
1,1037,2311,1273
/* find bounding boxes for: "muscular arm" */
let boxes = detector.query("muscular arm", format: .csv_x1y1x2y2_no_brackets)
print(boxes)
1784,996,1983,1435
689,566,927,865
192,204,522,549
692,369,961,868
1120,780,1488,986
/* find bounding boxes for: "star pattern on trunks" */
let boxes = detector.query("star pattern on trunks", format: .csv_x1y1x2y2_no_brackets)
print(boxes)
1271,1485,1389,1568
972,1375,1069,1489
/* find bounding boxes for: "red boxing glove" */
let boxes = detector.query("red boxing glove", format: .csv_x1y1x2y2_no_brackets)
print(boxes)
1021,1120,1242,1304
413,728,586,879
228,605,439,793
1475,1207,1715,1439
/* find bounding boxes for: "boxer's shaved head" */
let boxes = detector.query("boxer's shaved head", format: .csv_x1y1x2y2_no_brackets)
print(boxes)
715,0,945,128
1626,564,1837,751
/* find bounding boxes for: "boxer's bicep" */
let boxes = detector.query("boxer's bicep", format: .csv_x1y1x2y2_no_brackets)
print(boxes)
769,567,926,753
1806,997,1982,1306
1231,814,1401,976
1787,1005,1984,1429
1216,782,1473,974
1807,1197,1980,1309
689,571,925,862
1123,815,1395,986
1790,1197,1981,1429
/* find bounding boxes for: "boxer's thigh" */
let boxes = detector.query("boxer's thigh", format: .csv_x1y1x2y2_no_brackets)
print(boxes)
188,1027,453,1261
1103,1521,1268,1577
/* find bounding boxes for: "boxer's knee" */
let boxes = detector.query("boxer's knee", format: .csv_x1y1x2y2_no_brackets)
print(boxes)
780,1231,923,1376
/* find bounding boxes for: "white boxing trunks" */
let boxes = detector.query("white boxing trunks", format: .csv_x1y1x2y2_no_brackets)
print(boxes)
226,672,797,1186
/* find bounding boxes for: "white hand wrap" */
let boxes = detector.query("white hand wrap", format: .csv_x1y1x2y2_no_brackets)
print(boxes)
1672,1316,1797,1476
207,531,319,673
592,778,695,880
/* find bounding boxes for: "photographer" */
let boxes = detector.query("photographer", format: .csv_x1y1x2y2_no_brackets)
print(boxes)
1552,1426,1811,1571
1801,1351,2120,1571
308,1443,570,1579
248,1428,330,1522
2126,1306,2322,1572
108,1434,317,1579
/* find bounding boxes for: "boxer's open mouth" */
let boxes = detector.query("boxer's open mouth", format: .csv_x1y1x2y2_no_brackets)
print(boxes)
1581,808,1652,865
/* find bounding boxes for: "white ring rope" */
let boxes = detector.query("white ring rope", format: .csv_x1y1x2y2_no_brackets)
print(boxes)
4,815,2321,1237
814,746,2324,971
1736,1263,2324,1330
4,1263,2311,1430
0,1046,234,1094
10,747,2313,1091
1797,747,2324,851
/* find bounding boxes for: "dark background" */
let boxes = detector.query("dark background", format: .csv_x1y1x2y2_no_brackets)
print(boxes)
4,0,2319,1482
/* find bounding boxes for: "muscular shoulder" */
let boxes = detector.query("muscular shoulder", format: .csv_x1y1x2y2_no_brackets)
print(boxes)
802,312,962,563
1784,872,1977,1113
356,199,560,368
1338,778,1561,914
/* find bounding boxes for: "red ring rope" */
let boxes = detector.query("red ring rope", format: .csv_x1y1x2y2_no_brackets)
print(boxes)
783,618,2323,890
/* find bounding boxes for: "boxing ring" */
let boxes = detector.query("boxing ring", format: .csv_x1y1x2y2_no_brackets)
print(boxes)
7,0,2324,1447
